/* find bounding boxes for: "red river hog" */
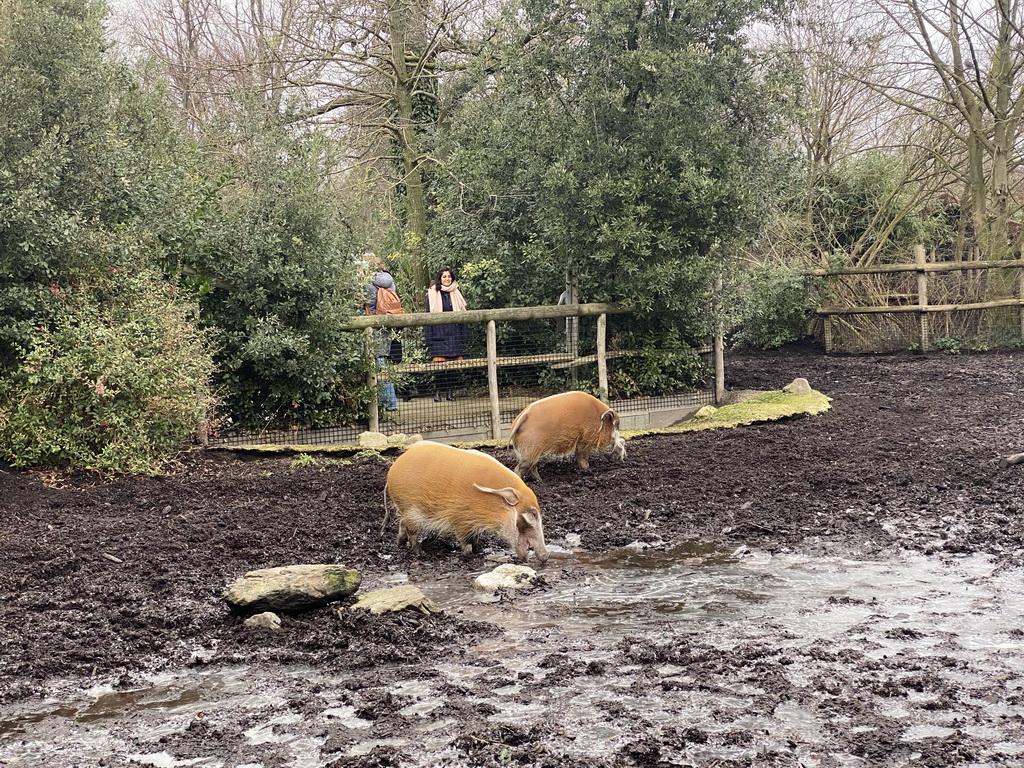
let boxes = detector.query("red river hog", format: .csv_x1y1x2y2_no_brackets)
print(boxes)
509,391,626,482
384,441,548,563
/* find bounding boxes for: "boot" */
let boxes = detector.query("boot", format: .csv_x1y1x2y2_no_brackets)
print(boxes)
446,390,456,401
433,390,442,403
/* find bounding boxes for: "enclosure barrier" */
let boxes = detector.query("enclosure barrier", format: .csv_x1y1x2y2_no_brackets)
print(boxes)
206,302,722,447
356,303,614,436
347,301,721,441
807,245,1024,353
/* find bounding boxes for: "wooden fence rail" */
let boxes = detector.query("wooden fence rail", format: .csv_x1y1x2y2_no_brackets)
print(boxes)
349,302,632,435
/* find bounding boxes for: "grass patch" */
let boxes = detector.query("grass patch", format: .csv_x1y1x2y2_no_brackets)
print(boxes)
622,389,832,439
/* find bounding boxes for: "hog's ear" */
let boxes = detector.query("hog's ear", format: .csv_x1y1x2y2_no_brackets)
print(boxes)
474,484,521,508
518,508,541,529
601,408,619,428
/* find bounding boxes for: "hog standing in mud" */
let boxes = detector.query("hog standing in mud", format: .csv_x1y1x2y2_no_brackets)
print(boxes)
384,441,548,563
509,391,626,482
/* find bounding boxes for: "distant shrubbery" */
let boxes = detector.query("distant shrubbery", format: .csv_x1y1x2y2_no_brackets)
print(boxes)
733,263,817,350
0,0,366,471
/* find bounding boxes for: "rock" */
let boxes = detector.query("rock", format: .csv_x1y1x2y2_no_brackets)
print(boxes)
351,585,438,615
624,539,663,552
474,564,539,592
998,452,1024,468
358,431,389,449
223,564,362,614
693,405,718,419
243,611,282,630
385,432,424,447
783,377,812,394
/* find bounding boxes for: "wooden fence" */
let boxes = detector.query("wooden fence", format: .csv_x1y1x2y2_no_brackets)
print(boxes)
806,245,1024,352
346,302,726,436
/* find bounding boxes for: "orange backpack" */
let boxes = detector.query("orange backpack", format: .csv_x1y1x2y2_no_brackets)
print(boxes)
375,286,404,315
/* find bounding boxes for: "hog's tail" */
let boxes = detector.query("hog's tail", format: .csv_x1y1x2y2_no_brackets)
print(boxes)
508,409,528,444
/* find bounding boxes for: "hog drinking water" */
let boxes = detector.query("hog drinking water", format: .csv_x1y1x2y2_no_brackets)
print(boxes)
384,441,548,562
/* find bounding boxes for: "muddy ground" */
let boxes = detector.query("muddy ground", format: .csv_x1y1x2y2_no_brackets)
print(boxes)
2,342,1024,767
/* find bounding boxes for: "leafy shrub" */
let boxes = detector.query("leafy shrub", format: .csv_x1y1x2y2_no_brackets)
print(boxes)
733,263,816,349
608,347,711,399
932,336,964,353
810,152,946,258
0,270,216,473
189,105,368,429
0,0,205,371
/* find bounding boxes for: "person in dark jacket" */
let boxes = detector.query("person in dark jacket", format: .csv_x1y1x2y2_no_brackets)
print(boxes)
425,267,467,401
365,262,400,410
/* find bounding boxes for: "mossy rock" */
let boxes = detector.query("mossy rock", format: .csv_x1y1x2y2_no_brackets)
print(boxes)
223,564,362,614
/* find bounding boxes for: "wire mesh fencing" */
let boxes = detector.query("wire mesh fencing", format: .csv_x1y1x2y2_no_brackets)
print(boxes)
820,258,1024,354
210,304,718,447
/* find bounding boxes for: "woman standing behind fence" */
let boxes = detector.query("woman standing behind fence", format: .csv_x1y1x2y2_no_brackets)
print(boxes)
425,267,467,402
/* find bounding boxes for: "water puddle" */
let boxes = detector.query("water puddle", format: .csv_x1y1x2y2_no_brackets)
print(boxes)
3,544,1024,766
407,541,1024,654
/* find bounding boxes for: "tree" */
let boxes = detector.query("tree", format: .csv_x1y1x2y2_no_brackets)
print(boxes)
753,0,952,267
123,0,490,292
0,0,216,469
430,0,788,342
870,0,1024,263
0,0,205,368
186,101,366,429
120,2,374,428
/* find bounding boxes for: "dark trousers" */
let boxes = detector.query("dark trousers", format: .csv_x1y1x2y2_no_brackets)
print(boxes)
432,357,460,395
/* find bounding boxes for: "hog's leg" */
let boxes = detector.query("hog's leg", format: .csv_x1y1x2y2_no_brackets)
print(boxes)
398,519,423,554
576,447,593,472
515,459,542,483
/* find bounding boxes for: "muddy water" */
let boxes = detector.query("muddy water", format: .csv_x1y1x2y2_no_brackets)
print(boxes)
3,544,1024,767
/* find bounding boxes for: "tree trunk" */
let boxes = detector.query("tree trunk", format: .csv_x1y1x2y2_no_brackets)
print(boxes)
388,0,430,294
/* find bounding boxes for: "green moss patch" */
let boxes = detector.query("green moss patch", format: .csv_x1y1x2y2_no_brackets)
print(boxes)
622,389,831,439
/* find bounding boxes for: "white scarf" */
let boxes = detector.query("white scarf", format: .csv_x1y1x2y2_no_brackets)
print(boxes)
427,282,467,313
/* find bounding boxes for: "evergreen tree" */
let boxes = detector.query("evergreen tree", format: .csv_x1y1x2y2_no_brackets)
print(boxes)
432,0,788,345
0,0,215,471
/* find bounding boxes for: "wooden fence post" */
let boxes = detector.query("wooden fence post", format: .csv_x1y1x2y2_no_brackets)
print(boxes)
821,251,833,353
597,313,608,402
915,244,929,352
486,320,501,440
365,327,379,433
714,275,725,404
1018,244,1024,344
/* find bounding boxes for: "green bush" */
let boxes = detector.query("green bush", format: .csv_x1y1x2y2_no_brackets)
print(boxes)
188,105,368,429
0,0,205,371
733,263,816,349
609,347,711,399
0,270,216,473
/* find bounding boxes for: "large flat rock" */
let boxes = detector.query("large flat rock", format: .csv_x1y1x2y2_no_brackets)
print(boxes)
223,564,361,614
